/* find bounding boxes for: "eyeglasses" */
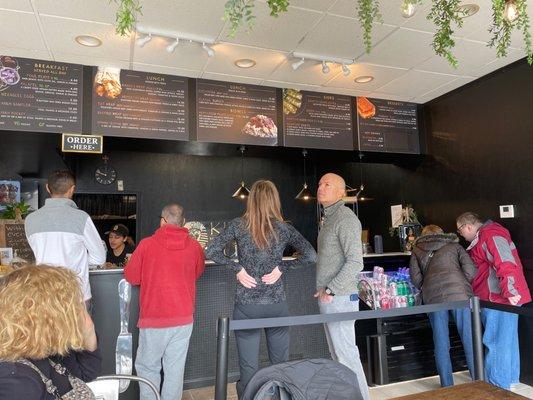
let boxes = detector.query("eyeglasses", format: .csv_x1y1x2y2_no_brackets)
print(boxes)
456,224,466,234
159,215,167,223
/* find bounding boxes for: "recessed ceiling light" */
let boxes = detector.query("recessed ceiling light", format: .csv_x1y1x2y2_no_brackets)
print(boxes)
234,58,256,68
354,75,374,84
457,3,480,18
75,35,102,47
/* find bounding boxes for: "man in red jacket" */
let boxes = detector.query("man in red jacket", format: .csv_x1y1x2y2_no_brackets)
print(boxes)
125,204,205,400
456,212,531,390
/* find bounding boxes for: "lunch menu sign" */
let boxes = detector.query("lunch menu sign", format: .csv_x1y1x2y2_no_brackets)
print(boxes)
0,55,421,154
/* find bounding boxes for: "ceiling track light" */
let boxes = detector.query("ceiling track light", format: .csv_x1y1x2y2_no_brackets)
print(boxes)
322,61,330,74
166,38,180,53
136,34,152,47
202,42,215,57
342,64,350,76
291,58,305,70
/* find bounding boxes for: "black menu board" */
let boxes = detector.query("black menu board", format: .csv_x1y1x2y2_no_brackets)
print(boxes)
356,97,420,154
91,68,188,140
283,89,353,150
196,80,279,146
0,55,82,133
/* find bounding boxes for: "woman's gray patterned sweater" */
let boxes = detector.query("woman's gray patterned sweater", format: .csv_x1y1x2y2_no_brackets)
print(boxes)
205,217,317,305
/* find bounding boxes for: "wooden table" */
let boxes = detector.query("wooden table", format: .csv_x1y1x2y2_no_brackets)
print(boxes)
392,381,529,399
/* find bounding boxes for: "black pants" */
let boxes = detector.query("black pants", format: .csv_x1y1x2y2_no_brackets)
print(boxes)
233,302,290,398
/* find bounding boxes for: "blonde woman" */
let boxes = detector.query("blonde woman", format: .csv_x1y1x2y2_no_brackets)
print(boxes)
0,265,101,399
206,180,317,398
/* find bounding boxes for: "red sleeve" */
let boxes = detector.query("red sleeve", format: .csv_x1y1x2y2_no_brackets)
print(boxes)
124,240,144,285
196,243,206,280
485,235,521,298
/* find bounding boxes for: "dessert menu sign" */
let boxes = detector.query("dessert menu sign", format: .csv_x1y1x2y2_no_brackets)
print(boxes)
283,89,354,150
356,97,420,154
196,80,279,146
91,67,189,140
0,56,82,133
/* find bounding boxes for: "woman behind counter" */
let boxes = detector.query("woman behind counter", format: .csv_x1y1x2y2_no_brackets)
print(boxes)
0,265,102,399
105,223,135,269
206,180,317,398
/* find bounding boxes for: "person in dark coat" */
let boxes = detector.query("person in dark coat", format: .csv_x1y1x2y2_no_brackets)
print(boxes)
409,225,477,387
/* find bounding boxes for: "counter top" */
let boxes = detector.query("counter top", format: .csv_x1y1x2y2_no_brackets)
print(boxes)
89,252,410,274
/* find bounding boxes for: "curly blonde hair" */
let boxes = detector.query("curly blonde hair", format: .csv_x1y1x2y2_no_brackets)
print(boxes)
0,265,86,361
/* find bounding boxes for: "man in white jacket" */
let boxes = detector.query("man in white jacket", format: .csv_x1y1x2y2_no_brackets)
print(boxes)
25,170,106,311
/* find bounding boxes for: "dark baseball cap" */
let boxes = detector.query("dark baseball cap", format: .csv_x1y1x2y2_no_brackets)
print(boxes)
105,223,129,237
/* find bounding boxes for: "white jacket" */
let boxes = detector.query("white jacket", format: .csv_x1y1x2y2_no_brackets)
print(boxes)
25,198,106,301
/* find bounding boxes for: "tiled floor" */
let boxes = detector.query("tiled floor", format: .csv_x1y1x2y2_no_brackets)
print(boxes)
183,372,533,400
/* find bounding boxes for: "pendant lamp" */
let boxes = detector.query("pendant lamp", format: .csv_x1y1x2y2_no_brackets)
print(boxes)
232,145,250,200
295,149,315,201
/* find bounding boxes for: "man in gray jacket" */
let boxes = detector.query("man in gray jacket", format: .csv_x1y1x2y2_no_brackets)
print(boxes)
314,173,370,400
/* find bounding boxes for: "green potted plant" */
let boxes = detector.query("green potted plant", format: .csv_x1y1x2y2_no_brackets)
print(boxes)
0,200,32,221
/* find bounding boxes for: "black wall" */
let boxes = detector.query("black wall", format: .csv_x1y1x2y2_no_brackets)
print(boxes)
0,132,319,245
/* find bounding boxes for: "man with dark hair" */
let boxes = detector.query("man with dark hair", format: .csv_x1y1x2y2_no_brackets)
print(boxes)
25,170,106,310
125,203,205,400
456,211,531,390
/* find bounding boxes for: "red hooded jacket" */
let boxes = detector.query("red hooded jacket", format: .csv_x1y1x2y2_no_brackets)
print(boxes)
125,225,205,328
467,221,531,305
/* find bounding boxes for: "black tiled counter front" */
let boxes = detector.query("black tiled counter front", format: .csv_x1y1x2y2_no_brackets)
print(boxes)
89,253,466,400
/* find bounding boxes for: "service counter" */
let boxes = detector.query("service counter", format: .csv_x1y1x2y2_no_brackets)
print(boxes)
90,252,455,400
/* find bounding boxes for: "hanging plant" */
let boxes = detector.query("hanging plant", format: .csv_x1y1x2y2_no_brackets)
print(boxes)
489,0,533,64
427,0,465,68
224,0,289,38
356,0,383,54
111,0,142,36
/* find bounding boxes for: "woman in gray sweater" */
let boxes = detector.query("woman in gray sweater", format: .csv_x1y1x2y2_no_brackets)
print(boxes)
206,180,316,398
410,224,477,387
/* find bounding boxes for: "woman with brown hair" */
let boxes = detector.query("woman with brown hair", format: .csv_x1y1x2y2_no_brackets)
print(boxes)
206,180,316,398
0,265,101,399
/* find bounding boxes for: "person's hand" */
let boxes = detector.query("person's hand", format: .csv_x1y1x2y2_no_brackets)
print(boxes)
236,268,257,289
262,267,282,285
81,308,98,351
314,288,333,304
104,262,117,269
508,294,521,306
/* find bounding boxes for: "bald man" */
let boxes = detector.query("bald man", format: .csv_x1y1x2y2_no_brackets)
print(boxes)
315,173,370,400
125,204,205,400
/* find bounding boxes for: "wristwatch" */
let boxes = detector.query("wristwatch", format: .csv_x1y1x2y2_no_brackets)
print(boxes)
325,287,335,296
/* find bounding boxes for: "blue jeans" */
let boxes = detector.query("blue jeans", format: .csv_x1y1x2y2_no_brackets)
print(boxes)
428,308,474,387
481,308,520,390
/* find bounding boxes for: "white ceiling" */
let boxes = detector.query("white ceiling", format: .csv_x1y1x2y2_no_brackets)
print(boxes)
0,0,530,103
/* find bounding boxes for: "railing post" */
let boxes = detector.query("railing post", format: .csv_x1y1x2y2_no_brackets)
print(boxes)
470,296,485,381
215,316,230,400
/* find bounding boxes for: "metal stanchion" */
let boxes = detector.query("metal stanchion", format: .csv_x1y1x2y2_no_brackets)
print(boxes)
214,317,230,400
470,296,485,381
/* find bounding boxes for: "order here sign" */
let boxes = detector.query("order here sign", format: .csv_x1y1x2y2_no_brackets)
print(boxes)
61,133,103,154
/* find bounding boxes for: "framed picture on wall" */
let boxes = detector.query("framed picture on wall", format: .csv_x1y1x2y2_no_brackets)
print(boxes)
0,180,20,211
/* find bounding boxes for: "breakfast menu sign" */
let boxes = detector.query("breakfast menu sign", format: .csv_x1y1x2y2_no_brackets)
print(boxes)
282,89,354,150
356,97,420,154
91,67,189,140
0,56,83,133
196,80,279,146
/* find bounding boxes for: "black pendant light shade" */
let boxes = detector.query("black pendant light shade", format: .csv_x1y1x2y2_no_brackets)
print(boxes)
232,181,251,199
232,146,250,200
295,149,315,201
